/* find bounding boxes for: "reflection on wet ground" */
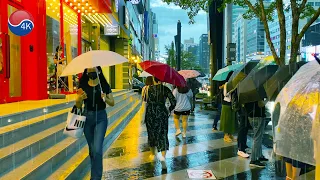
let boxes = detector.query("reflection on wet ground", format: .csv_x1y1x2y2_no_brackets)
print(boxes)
101,109,315,180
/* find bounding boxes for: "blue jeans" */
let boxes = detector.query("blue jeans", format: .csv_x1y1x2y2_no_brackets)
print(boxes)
84,110,108,180
248,117,266,161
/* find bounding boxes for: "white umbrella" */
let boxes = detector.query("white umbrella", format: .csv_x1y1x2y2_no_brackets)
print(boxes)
139,71,152,77
60,50,128,77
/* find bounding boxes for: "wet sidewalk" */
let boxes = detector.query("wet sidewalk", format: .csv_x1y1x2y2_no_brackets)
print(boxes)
97,109,315,180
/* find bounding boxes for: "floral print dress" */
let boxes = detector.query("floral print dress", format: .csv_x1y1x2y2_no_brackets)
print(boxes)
145,84,176,152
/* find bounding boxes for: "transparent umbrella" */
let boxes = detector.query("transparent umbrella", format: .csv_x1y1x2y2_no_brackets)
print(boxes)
274,60,320,166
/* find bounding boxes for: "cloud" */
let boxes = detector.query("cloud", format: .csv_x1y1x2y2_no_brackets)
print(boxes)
150,0,208,56
150,0,181,10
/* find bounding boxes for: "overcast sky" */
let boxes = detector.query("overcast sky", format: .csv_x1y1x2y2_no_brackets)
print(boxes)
150,0,208,59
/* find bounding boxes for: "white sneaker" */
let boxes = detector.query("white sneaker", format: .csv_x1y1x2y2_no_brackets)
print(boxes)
237,150,250,158
175,129,181,136
182,132,186,138
158,155,167,169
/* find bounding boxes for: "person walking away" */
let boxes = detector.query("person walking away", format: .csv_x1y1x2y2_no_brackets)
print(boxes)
144,77,176,169
172,86,193,138
246,100,268,167
141,76,154,125
187,78,202,114
76,66,114,180
219,82,238,142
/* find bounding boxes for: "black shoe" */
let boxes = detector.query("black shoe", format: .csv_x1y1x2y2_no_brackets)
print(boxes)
250,160,266,168
259,156,268,162
212,126,218,131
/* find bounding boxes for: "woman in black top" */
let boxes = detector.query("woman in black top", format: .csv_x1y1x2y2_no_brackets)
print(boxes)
144,77,176,170
76,66,114,180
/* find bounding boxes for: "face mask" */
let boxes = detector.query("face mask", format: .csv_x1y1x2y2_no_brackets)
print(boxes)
88,72,98,80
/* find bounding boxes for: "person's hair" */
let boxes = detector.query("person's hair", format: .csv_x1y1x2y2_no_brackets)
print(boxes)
226,71,234,82
56,46,62,52
154,77,160,83
145,76,154,86
177,86,189,94
79,66,110,93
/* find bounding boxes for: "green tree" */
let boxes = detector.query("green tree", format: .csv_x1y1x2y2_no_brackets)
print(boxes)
165,43,204,71
165,41,176,67
181,51,203,71
162,0,320,66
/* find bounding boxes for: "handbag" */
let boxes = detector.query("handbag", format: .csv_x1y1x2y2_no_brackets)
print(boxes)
141,86,149,124
63,106,86,138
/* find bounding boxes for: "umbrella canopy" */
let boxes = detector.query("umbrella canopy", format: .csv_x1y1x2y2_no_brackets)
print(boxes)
274,61,320,166
178,70,200,79
139,61,187,87
60,50,128,77
197,71,206,77
264,61,307,101
226,60,259,92
213,63,243,81
237,64,278,104
139,71,152,77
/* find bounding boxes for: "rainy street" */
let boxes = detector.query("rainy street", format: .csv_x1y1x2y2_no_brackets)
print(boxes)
98,108,316,180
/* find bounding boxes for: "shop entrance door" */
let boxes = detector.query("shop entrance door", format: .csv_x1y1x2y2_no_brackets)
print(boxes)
0,1,23,103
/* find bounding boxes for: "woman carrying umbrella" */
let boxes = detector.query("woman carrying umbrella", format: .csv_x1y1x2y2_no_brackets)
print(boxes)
139,61,186,169
75,66,114,180
219,73,238,143
144,77,176,169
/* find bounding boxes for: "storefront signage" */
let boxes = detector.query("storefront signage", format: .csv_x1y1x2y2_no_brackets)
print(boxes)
104,25,120,36
124,7,130,29
8,10,34,36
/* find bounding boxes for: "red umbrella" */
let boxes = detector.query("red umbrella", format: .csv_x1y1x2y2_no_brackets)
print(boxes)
139,61,187,87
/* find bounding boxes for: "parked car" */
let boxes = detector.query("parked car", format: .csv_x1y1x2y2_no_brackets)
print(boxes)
132,77,145,93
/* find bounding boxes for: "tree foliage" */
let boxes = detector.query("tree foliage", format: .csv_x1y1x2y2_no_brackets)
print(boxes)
162,0,320,66
164,42,203,71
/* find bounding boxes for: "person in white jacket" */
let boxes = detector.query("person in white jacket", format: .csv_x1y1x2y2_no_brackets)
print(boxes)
172,86,193,138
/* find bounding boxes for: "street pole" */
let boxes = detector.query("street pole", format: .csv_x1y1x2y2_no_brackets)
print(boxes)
226,3,233,66
177,20,181,71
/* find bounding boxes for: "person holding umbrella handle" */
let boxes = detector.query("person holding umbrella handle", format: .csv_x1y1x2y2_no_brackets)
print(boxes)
75,66,114,180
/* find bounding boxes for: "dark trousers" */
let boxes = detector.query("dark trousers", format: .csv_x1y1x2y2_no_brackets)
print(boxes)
84,110,108,180
213,103,222,128
237,108,250,152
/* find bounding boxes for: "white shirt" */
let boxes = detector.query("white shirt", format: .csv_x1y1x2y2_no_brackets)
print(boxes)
172,88,193,112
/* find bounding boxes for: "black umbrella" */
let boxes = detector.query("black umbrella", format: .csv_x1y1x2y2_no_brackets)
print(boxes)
237,64,279,104
197,71,206,77
263,61,307,101
226,60,260,92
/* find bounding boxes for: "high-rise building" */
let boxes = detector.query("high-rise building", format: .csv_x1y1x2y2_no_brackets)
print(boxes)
233,15,247,63
246,18,265,60
184,38,197,51
199,34,210,73
151,12,160,61
187,45,199,65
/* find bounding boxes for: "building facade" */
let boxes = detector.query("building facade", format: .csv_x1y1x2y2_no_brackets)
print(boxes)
0,0,156,104
233,14,247,63
187,44,199,65
199,34,210,74
246,18,265,60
